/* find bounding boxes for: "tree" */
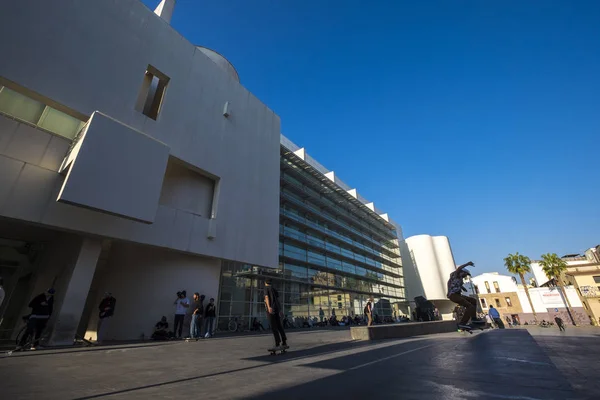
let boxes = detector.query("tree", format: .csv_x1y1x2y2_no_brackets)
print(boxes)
504,252,537,323
539,253,576,325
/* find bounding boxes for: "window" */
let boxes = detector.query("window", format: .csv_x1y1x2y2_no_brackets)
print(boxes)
136,65,170,120
474,285,480,295
480,298,487,308
495,298,501,307
484,282,491,294
493,281,500,293
593,276,600,284
505,297,512,307
0,86,85,139
0,86,45,123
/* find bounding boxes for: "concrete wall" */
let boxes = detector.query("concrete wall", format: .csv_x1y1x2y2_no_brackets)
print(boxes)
84,242,221,341
350,320,458,340
0,0,280,268
516,286,588,324
516,286,582,313
401,235,457,302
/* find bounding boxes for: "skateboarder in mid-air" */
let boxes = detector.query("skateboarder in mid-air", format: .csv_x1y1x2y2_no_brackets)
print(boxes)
264,279,288,351
447,261,481,330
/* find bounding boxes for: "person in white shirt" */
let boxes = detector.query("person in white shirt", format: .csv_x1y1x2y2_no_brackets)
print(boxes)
485,313,494,328
173,290,189,339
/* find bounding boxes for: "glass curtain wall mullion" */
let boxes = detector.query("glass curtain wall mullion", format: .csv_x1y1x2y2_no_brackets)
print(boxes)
281,232,403,279
281,215,401,270
278,252,404,287
282,161,398,241
280,201,398,259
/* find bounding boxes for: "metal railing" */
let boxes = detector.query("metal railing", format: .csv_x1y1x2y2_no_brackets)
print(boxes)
280,188,400,254
279,138,401,235
280,226,402,274
579,285,600,298
280,207,401,265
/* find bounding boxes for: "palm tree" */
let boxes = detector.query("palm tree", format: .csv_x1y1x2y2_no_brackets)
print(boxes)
504,252,537,323
539,253,576,325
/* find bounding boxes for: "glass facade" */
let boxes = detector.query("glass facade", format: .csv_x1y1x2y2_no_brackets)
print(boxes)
217,145,406,331
0,85,85,140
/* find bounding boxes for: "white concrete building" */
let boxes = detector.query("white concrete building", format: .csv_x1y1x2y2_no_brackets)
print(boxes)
531,254,594,287
471,272,586,324
400,234,458,319
0,0,280,343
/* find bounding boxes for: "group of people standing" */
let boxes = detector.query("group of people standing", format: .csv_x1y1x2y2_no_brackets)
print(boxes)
171,291,217,340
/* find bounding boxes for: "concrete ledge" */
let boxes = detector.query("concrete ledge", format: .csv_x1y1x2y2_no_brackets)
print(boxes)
350,321,457,340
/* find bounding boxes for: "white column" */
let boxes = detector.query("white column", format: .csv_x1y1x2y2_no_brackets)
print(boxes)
48,238,102,346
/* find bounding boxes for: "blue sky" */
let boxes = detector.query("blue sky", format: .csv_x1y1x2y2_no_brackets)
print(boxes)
142,0,599,274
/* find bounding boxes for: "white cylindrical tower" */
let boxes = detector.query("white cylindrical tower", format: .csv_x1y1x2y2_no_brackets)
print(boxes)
401,234,458,320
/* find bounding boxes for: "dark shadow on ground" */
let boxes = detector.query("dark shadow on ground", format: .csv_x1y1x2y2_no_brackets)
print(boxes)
243,330,590,400
69,338,419,399
241,337,395,364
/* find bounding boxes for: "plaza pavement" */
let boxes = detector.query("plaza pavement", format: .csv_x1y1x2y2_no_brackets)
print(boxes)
1,325,599,399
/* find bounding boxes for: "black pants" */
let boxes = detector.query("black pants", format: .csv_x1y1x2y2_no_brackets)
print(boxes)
267,313,287,347
174,314,185,338
558,323,565,332
448,293,477,325
20,318,48,347
493,317,505,329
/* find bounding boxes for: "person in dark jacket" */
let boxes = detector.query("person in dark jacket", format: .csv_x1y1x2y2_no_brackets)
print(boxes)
18,288,55,349
554,315,566,332
204,298,217,338
264,279,287,349
97,292,116,344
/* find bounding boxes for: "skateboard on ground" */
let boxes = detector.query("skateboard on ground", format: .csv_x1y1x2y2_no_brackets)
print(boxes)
268,345,289,355
458,321,486,334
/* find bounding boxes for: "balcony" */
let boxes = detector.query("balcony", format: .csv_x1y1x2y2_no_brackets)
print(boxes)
579,286,600,298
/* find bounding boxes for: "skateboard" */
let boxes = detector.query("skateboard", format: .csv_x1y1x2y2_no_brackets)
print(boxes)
457,322,486,334
268,345,289,355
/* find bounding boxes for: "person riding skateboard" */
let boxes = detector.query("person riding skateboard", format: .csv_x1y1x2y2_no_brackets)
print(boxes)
447,261,480,330
264,279,287,350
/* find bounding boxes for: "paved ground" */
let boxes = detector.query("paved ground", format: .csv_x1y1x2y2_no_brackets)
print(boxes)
1,325,599,399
